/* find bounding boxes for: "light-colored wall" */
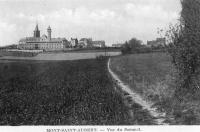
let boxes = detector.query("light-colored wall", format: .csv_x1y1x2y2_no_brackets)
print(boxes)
18,42,65,50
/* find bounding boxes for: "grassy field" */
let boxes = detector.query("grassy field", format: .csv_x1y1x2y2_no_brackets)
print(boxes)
110,53,176,102
0,52,121,60
0,58,133,125
0,51,38,57
110,53,200,124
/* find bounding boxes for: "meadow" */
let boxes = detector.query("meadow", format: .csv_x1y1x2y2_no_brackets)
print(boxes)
110,53,176,101
0,51,38,57
110,52,200,124
0,52,121,60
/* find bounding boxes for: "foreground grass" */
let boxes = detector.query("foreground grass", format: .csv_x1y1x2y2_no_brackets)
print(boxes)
110,53,176,101
110,53,200,124
0,59,131,125
0,51,38,57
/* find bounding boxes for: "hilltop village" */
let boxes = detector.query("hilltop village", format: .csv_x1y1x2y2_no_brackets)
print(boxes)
18,24,106,51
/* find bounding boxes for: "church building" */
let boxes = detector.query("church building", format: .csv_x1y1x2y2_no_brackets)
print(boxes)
18,24,70,51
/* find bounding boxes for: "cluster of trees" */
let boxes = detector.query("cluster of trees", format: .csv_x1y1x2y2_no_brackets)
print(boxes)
166,0,200,99
121,38,143,54
121,38,165,54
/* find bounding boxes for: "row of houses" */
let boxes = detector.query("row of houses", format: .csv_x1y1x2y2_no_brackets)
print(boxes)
18,24,106,51
70,38,106,48
147,38,166,48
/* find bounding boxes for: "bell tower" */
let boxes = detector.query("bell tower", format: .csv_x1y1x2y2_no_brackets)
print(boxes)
33,24,40,38
47,25,52,41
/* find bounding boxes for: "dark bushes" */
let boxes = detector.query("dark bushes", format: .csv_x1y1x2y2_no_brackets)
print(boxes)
166,0,200,99
121,38,165,55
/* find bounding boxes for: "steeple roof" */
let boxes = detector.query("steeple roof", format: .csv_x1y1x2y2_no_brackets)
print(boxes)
35,24,39,31
47,25,51,30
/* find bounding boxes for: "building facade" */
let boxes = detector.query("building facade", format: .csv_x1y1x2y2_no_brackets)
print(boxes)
18,24,70,51
92,41,106,48
78,38,93,48
77,38,105,48
112,43,123,48
70,38,78,48
147,38,166,47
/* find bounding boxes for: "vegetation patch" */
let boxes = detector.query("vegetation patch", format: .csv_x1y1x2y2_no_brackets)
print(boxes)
0,59,131,125
0,51,38,57
110,53,176,101
110,53,200,124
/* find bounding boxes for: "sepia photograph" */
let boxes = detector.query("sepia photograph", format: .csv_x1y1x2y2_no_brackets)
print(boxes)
0,0,200,131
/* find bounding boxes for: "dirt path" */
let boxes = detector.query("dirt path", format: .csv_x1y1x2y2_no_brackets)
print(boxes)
108,58,168,125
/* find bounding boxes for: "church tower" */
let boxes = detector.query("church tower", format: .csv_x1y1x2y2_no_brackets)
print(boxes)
47,26,52,41
33,24,40,38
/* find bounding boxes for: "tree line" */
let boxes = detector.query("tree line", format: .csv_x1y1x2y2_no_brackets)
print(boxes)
121,38,165,54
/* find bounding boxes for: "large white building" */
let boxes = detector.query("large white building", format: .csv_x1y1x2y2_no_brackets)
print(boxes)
18,24,70,51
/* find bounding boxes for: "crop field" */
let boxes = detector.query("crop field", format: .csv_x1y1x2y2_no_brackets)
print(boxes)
0,58,134,125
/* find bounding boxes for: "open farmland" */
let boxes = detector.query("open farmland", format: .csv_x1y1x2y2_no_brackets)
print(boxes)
0,58,157,125
0,58,129,125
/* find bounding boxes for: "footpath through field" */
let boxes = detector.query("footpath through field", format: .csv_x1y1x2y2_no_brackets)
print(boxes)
108,58,168,125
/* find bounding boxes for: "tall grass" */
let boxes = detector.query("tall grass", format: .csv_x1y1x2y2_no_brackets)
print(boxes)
110,53,200,124
111,53,176,101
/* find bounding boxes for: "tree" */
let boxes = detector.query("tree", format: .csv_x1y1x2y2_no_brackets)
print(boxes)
121,38,143,54
166,0,200,98
121,41,131,54
128,38,142,49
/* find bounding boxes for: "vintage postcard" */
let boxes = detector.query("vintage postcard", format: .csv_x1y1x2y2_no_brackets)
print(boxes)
0,0,199,132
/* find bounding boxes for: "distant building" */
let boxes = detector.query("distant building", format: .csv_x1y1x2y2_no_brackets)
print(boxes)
112,43,123,48
147,38,166,47
77,38,106,48
18,24,70,51
70,38,78,48
78,38,92,48
92,40,106,48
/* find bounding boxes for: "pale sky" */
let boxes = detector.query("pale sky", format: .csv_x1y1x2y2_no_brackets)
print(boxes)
0,0,181,46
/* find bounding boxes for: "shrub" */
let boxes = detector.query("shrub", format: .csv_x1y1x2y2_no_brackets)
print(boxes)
166,0,200,99
121,38,143,54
